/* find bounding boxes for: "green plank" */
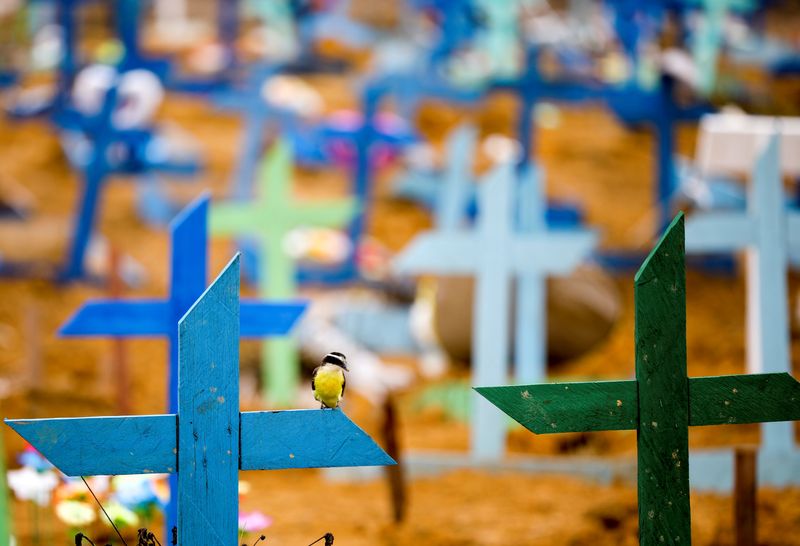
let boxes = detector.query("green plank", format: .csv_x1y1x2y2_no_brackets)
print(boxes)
634,212,691,546
474,381,638,434
689,373,800,426
476,373,800,437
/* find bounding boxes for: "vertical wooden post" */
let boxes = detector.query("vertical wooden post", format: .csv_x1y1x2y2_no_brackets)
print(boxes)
746,137,793,452
472,164,514,460
177,259,240,544
634,213,691,545
382,394,406,523
734,447,757,546
108,247,130,414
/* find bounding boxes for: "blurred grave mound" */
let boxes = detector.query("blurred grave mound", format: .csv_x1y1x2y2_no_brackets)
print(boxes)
434,265,621,364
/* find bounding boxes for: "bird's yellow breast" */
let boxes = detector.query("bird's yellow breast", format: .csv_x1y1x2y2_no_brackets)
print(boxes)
314,364,345,408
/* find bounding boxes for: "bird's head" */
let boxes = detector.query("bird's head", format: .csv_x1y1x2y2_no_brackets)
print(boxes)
323,351,348,371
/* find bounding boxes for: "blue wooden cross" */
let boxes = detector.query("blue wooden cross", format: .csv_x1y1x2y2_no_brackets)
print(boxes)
492,45,603,169
7,256,394,544
59,193,306,532
685,134,800,453
56,81,199,281
393,160,596,460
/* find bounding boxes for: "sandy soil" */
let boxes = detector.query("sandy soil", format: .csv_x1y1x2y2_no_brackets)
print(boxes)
0,38,798,545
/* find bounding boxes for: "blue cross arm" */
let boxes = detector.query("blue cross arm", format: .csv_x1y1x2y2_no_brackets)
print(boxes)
475,372,800,435
239,300,307,337
240,409,395,469
4,409,394,477
684,212,753,252
5,415,177,476
512,230,598,274
392,233,479,274
59,300,171,336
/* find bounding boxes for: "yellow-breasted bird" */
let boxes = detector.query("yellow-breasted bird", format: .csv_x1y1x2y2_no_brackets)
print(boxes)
312,352,348,409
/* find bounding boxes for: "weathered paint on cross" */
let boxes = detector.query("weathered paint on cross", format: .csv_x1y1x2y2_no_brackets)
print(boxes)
394,162,596,460
476,213,800,545
211,141,358,405
6,257,394,545
685,135,800,452
59,193,306,532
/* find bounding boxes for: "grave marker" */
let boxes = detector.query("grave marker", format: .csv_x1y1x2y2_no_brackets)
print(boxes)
56,83,198,281
685,135,800,452
59,193,306,532
476,213,800,545
8,257,394,544
394,161,596,459
211,141,357,405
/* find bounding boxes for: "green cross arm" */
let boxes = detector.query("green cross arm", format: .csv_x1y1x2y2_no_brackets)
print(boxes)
475,372,800,435
208,203,264,236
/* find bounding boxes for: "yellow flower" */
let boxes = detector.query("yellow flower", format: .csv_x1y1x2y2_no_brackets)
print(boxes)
55,500,96,527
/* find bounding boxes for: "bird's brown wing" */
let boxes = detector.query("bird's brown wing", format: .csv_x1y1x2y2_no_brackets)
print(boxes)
311,366,319,392
341,371,346,399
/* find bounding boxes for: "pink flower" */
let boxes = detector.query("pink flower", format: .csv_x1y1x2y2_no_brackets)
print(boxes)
238,510,273,533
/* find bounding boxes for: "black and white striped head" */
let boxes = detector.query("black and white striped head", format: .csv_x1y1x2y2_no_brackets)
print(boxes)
323,351,348,371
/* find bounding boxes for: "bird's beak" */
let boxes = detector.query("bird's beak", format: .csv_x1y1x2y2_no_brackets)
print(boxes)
343,363,349,371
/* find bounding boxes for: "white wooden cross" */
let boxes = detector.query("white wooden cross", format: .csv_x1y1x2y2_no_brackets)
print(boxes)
685,134,800,452
394,161,597,460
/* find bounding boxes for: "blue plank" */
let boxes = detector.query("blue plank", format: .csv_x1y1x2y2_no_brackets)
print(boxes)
241,410,396,470
239,301,306,336
177,256,240,544
4,415,176,476
59,301,170,336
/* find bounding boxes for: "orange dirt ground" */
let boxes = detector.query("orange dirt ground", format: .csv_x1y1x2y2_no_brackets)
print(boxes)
0,68,798,543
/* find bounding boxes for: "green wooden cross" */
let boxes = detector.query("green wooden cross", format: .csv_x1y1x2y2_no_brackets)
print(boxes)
211,140,358,405
476,213,800,545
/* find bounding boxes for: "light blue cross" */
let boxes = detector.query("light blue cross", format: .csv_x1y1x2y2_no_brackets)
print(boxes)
394,161,597,460
7,256,394,545
685,134,800,453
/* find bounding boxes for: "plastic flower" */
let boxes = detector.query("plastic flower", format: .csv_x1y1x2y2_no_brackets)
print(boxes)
7,467,59,506
55,500,96,527
17,445,53,471
112,475,166,508
238,511,273,533
101,502,139,528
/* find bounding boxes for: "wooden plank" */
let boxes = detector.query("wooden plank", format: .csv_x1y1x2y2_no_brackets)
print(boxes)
684,213,754,252
474,381,638,434
4,415,176,475
177,256,240,545
59,300,171,336
511,232,597,273
634,212,691,546
734,447,757,546
689,373,800,426
515,165,547,383
239,300,306,336
476,373,800,434
240,410,395,470
392,233,481,274
437,124,476,231
473,163,514,460
382,395,406,523
747,135,793,452
170,192,209,316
